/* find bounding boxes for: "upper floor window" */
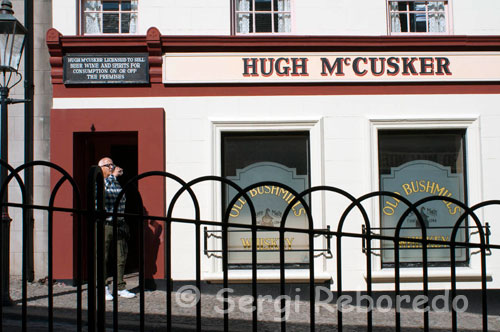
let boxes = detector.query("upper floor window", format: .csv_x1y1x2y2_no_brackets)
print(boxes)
388,1,449,34
83,0,138,35
235,0,292,34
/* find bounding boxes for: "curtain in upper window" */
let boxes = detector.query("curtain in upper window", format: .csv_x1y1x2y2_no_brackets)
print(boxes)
276,0,291,33
84,1,101,34
389,2,402,33
428,1,446,33
236,0,251,34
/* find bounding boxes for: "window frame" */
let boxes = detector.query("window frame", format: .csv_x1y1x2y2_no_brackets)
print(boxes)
377,129,469,267
80,0,138,35
221,131,311,269
386,0,452,35
233,0,294,35
207,119,326,282
369,117,483,278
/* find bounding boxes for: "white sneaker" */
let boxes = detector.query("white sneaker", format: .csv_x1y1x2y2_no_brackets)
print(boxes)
105,286,113,301
118,289,135,299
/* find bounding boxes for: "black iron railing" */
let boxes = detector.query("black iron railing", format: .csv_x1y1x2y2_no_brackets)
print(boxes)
0,160,499,332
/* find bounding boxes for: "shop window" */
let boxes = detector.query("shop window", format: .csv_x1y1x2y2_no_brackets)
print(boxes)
388,1,449,34
222,132,310,268
82,0,138,34
235,0,292,34
378,130,467,266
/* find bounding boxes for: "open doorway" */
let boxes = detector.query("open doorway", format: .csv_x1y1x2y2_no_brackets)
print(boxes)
73,131,140,279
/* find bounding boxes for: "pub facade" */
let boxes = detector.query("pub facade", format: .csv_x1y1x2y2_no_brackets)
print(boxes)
43,0,500,292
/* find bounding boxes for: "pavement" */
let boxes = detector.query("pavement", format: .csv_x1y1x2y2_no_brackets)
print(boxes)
2,274,500,331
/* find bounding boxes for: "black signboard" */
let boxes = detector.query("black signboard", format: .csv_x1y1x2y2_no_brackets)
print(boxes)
63,53,149,84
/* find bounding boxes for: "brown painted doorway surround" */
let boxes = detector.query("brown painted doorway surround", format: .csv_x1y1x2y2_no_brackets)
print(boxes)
50,108,165,284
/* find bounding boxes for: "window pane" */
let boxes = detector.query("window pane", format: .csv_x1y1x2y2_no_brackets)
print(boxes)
379,130,467,266
85,12,102,33
237,13,253,33
255,13,272,32
390,12,403,32
121,13,130,33
84,0,102,11
410,13,427,32
129,13,137,33
274,0,291,11
103,13,119,33
412,2,427,11
236,0,252,11
429,12,446,32
274,13,291,32
389,2,400,12
103,1,119,11
429,1,445,11
255,0,271,11
121,1,131,11
398,1,408,11
399,12,409,32
223,133,310,267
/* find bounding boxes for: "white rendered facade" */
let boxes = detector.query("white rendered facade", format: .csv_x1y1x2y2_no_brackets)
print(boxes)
40,0,500,292
51,0,500,36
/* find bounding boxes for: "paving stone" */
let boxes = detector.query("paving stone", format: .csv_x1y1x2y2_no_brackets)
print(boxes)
2,274,500,331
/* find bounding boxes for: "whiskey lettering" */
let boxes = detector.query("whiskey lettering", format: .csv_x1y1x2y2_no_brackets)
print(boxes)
398,235,450,249
240,237,295,250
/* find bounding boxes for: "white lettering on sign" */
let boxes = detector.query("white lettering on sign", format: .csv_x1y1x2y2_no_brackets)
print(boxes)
64,54,149,84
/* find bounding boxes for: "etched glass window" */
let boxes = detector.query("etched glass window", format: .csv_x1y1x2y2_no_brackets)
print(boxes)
378,130,468,266
222,132,310,268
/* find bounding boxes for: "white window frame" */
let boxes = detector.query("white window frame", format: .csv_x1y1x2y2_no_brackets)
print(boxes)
204,118,331,282
234,0,294,35
386,0,452,36
82,0,138,35
368,116,488,283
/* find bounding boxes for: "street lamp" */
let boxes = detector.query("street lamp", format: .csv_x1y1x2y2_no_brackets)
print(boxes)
0,0,27,305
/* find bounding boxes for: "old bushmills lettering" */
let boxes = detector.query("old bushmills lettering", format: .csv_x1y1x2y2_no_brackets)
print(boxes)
382,179,461,217
230,185,304,251
242,56,452,77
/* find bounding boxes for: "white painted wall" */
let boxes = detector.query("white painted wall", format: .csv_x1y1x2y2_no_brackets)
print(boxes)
51,0,500,36
52,93,500,290
139,0,230,35
51,0,76,35
453,0,500,35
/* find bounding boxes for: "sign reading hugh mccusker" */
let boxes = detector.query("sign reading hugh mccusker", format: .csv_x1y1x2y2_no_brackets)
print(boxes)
163,52,500,83
63,54,149,84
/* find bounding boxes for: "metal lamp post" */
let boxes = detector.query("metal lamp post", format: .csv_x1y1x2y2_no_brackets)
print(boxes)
0,0,27,306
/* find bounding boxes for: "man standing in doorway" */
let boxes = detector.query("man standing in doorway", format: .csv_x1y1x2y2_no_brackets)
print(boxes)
98,157,135,300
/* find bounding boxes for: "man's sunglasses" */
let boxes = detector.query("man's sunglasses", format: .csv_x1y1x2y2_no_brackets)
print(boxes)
102,163,116,170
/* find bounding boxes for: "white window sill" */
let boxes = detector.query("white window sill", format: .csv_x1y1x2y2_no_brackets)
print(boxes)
204,270,332,284
367,268,492,283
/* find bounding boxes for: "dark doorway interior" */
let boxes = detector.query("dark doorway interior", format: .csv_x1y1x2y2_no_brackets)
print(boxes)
73,131,140,281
